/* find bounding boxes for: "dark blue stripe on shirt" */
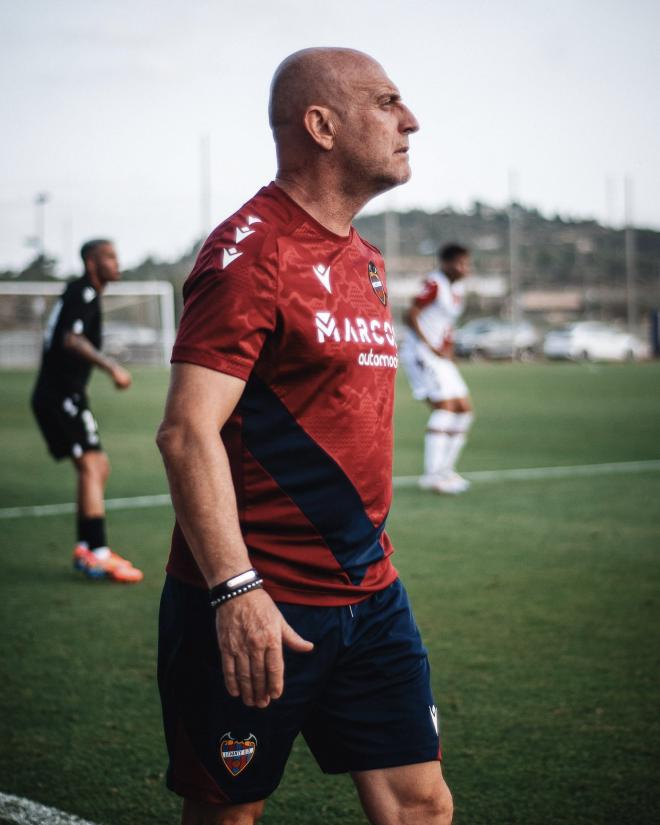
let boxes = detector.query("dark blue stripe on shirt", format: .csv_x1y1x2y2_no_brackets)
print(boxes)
239,375,386,585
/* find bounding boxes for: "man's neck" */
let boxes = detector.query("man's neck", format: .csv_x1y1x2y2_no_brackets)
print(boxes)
274,173,375,237
86,271,105,294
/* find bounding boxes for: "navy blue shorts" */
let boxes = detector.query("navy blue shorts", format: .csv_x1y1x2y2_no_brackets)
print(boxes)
158,576,441,804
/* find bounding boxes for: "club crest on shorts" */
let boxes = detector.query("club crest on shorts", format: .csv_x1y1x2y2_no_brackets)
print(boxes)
368,261,387,306
219,732,257,776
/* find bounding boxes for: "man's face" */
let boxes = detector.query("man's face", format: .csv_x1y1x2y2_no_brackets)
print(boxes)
444,254,470,281
333,59,419,196
91,243,121,283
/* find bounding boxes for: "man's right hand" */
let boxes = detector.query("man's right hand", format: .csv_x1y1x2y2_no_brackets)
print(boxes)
434,339,454,359
110,363,132,389
215,588,313,708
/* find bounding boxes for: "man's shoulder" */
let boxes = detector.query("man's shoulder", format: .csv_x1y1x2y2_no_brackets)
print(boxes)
353,229,384,261
428,270,447,285
61,275,97,306
219,183,310,245
191,184,304,277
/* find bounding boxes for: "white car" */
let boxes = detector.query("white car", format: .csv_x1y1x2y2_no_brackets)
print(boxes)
454,318,540,360
543,321,648,362
103,321,159,358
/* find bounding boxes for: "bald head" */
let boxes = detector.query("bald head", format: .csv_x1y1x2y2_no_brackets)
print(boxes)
268,47,381,133
269,47,419,214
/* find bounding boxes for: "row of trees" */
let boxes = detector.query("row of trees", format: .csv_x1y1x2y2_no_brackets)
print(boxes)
3,201,659,290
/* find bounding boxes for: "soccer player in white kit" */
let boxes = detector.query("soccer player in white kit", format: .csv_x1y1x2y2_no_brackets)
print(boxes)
401,243,474,494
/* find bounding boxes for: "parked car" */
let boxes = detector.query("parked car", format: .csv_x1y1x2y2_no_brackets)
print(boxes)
103,321,159,359
454,318,540,360
543,321,648,362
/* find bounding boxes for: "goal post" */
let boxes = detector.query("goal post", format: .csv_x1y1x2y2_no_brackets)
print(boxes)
0,280,176,368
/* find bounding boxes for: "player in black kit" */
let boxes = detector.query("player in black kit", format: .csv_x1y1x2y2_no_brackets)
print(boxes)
31,239,143,583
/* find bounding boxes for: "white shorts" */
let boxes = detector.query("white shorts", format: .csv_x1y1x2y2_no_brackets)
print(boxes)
400,340,469,402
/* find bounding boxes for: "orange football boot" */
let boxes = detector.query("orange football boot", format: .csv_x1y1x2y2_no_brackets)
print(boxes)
73,544,143,583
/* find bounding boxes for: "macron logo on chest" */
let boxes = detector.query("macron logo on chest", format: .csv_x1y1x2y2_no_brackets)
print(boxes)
313,263,332,293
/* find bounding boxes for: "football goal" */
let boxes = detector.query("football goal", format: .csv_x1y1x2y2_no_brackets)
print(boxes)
0,280,176,368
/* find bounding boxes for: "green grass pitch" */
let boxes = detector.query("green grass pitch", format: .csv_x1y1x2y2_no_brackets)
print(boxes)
1,362,659,824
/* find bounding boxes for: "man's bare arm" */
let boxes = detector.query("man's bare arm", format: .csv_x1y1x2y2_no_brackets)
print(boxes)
155,362,312,709
63,332,131,388
406,305,452,358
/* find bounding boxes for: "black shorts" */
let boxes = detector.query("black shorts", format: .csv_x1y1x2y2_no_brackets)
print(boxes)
157,576,441,805
31,388,102,461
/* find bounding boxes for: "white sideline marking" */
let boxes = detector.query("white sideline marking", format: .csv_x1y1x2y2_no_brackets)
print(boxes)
0,791,100,825
0,494,171,520
392,459,660,488
1,460,659,520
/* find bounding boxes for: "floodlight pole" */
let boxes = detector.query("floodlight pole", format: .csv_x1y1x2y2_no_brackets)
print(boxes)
200,134,211,238
159,282,176,367
605,175,616,228
624,175,638,333
384,208,400,278
508,170,521,359
35,192,49,257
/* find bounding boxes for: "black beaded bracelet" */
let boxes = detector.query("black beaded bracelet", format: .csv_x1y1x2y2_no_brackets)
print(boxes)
209,568,263,609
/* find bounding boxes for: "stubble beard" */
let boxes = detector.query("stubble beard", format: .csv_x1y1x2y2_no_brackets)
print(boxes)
340,155,411,206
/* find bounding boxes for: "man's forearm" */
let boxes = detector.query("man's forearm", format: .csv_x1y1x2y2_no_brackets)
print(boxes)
157,423,251,588
408,307,435,352
63,332,116,373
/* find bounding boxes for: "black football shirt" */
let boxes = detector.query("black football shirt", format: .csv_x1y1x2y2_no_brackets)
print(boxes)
34,274,101,395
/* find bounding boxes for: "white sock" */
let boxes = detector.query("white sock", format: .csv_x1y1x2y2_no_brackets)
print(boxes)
92,546,110,560
445,412,474,474
424,409,456,477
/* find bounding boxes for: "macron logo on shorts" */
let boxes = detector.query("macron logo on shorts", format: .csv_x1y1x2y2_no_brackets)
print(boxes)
429,705,438,735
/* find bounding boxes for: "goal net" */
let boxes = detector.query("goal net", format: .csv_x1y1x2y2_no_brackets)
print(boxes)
0,280,176,368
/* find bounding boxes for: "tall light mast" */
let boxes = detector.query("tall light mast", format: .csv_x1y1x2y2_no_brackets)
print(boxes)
624,175,638,333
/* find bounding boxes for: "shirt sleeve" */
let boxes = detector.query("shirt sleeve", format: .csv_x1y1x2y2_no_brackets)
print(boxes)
56,285,98,340
171,228,278,381
413,278,438,308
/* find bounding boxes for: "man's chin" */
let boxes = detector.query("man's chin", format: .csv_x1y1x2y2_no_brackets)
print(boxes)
380,168,412,191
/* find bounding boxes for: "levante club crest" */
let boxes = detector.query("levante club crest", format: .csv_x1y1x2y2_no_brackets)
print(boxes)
368,261,387,306
219,732,257,776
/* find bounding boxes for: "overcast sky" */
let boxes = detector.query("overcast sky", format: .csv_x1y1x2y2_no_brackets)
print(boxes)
1,0,658,274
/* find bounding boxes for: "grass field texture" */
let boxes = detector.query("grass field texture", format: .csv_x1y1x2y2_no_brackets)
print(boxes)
1,363,659,825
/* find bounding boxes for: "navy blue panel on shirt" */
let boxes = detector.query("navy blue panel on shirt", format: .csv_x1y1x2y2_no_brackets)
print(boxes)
239,374,386,585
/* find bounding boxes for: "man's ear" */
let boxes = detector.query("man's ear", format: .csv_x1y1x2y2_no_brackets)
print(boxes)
303,105,336,151
85,255,97,279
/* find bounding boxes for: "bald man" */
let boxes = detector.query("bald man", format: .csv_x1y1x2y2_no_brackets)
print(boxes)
156,48,453,825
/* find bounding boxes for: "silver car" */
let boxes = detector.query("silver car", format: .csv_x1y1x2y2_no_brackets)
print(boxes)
543,321,648,362
455,318,540,360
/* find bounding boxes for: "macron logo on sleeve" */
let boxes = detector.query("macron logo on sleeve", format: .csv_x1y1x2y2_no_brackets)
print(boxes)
222,215,261,268
235,226,254,243
235,214,262,242
222,247,243,268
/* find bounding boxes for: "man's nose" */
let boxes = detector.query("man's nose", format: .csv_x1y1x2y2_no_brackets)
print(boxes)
401,105,419,134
